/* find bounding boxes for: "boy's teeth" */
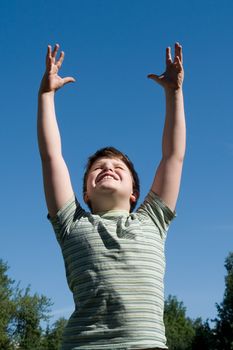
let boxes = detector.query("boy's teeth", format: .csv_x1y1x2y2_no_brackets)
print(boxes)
98,175,115,182
97,174,117,183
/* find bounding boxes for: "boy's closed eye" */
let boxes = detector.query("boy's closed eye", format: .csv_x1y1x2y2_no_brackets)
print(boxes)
93,166,124,171
91,162,127,172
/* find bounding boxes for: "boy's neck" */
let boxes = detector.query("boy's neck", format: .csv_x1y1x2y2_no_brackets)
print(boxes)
91,196,131,215
95,209,130,216
92,205,130,215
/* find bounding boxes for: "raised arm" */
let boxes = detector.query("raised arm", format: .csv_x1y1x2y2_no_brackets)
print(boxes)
147,42,186,212
37,44,76,217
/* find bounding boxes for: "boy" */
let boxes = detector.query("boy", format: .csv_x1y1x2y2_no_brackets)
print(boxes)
37,42,185,350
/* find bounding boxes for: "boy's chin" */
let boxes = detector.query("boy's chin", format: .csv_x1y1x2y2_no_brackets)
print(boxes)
96,184,118,192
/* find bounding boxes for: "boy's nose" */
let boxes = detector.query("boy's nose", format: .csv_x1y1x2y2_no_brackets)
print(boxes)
103,162,113,171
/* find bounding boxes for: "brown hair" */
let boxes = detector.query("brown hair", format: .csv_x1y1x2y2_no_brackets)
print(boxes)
83,147,140,212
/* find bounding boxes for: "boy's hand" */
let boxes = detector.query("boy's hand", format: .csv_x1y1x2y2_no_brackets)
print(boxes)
147,42,184,91
39,44,75,94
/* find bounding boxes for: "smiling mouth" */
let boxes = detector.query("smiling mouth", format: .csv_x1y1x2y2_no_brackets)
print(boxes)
96,173,119,184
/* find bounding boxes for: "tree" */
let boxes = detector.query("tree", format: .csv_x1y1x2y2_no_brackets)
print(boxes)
164,295,195,350
0,259,16,350
13,287,52,349
41,317,67,349
0,259,53,349
214,252,233,349
191,318,215,350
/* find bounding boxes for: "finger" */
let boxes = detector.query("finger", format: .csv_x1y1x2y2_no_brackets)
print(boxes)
46,45,53,68
46,45,52,61
166,47,172,66
52,43,60,59
46,45,52,59
56,51,65,70
147,73,163,84
175,42,183,64
63,77,76,85
175,56,183,71
179,45,183,64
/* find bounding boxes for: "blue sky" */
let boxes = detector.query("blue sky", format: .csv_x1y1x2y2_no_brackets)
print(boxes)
1,0,233,325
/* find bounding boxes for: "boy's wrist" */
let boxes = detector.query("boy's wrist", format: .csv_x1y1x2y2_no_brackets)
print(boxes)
164,86,183,97
38,88,55,98
38,72,56,96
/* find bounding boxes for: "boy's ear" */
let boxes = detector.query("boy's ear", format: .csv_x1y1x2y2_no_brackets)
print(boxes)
83,192,89,204
130,191,139,203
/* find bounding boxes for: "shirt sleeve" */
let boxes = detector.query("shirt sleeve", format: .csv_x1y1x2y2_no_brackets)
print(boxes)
136,190,176,237
47,195,86,245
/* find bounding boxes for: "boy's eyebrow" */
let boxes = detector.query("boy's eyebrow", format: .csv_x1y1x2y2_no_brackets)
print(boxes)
92,160,127,168
114,162,127,167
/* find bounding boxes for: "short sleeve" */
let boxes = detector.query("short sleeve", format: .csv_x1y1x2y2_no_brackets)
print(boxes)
136,191,176,237
47,195,85,245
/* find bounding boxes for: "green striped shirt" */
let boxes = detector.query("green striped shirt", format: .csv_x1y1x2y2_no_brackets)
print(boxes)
49,191,175,350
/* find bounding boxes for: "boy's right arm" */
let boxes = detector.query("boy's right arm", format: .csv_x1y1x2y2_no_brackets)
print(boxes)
37,44,76,218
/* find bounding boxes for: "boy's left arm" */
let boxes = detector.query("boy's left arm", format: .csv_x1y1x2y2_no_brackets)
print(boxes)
148,42,186,212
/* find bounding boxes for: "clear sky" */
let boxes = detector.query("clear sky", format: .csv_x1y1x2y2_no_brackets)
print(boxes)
1,0,233,325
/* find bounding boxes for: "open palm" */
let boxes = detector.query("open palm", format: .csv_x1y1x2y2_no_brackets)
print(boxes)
148,42,184,90
40,44,75,93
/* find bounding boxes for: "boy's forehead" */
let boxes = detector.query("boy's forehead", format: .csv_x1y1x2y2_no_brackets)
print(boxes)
92,157,125,165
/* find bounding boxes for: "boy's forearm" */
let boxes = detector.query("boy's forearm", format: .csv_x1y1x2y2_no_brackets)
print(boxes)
162,88,186,161
37,91,62,161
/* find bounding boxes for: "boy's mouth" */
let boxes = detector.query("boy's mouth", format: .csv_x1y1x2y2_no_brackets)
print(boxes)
96,172,118,183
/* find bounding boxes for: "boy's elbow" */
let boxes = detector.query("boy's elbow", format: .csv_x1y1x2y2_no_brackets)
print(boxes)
176,153,185,163
163,151,185,163
39,150,62,163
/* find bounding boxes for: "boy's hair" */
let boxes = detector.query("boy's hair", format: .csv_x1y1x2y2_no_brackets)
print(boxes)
83,147,140,212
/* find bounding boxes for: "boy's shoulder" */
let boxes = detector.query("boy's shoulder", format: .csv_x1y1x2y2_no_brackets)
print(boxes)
135,190,176,229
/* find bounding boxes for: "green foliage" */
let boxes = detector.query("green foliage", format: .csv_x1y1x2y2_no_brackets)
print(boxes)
214,252,233,349
164,295,195,350
191,318,215,350
40,318,67,349
13,287,52,349
164,253,233,350
0,260,16,350
0,260,53,349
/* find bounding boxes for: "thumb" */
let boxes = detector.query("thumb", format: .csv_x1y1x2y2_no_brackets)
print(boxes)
147,73,162,84
63,77,76,86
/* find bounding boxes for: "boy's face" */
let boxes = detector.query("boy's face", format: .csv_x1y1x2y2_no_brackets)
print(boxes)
84,157,137,212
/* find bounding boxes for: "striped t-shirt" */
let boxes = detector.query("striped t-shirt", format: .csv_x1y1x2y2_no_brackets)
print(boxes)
48,190,175,350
